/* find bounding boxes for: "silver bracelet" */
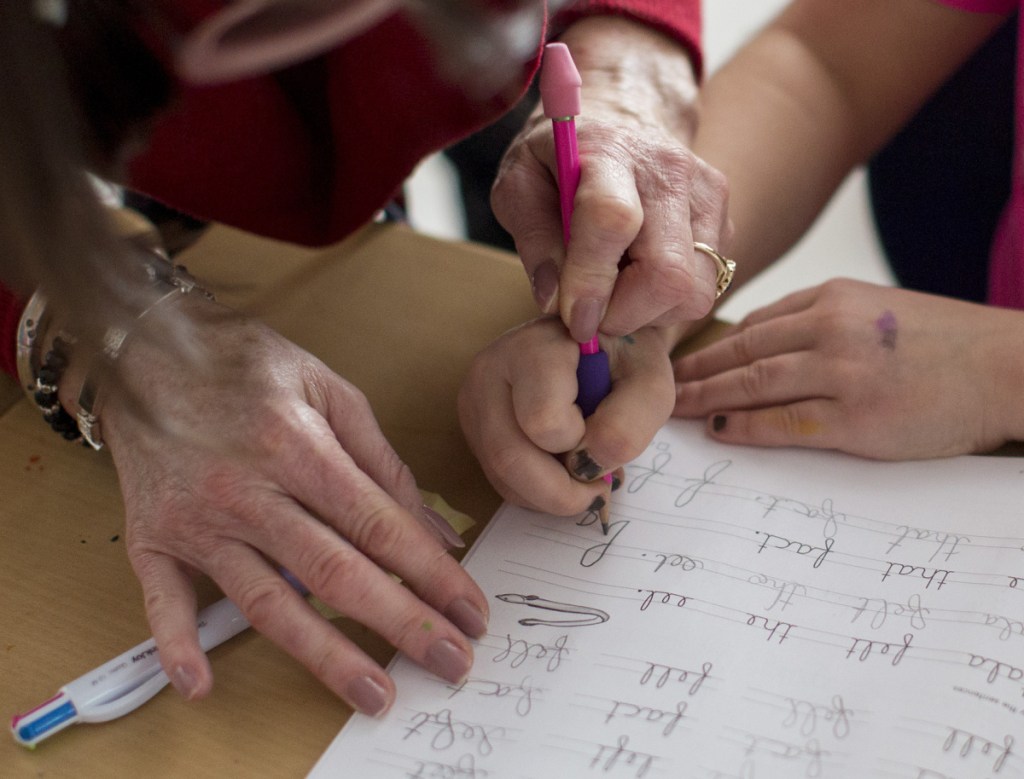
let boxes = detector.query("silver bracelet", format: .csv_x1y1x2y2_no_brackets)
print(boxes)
16,290,87,442
76,255,214,451
15,289,50,401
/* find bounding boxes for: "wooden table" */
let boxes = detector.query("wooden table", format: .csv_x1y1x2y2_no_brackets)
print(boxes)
0,223,540,777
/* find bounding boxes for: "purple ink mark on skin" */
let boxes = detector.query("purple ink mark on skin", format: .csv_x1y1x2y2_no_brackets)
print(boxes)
876,310,898,350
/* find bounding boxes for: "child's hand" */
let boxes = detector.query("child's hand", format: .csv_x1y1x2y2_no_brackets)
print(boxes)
458,317,676,513
674,279,1024,459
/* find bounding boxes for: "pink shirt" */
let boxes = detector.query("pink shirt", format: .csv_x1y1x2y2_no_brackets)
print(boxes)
938,0,1023,308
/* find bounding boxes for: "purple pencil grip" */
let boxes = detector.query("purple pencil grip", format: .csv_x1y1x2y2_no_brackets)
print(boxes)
576,349,611,418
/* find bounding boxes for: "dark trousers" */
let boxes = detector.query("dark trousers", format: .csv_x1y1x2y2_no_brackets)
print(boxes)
868,18,1016,302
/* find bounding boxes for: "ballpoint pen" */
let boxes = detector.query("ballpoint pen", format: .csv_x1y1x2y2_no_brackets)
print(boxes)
11,569,307,749
540,41,613,535
10,596,250,748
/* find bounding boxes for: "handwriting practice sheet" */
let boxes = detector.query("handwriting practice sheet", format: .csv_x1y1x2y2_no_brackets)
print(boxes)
308,420,1024,778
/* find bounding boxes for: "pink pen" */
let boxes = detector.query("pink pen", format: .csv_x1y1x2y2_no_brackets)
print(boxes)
540,42,614,528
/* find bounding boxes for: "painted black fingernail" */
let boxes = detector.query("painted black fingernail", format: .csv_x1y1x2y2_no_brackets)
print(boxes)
571,449,603,480
611,474,622,492
587,496,606,512
712,415,727,432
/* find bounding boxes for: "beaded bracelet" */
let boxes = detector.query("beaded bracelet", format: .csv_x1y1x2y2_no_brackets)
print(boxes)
15,291,86,444
15,230,214,449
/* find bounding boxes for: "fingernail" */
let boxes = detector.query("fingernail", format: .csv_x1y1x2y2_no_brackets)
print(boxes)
569,449,603,481
712,414,727,432
587,496,606,512
345,675,391,717
171,666,200,701
569,297,603,344
425,639,472,684
611,470,623,492
444,597,488,639
531,260,559,313
420,505,465,549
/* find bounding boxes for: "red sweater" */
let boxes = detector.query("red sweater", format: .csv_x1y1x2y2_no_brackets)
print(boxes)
1,0,700,377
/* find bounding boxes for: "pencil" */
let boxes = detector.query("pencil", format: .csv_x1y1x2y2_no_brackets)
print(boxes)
540,42,613,536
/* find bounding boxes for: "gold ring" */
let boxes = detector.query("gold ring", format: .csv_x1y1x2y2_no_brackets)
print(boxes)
693,242,736,299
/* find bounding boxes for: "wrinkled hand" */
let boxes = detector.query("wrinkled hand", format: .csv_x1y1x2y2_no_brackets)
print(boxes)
674,279,1024,459
458,316,676,513
491,17,731,343
88,296,489,716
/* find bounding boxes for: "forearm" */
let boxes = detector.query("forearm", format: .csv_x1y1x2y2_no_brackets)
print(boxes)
692,24,863,282
693,0,1007,285
983,309,1024,446
558,15,699,144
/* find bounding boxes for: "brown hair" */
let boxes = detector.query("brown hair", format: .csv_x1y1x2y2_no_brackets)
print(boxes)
0,1,177,358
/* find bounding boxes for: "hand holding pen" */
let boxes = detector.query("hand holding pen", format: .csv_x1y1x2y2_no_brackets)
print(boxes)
539,42,614,533
492,17,734,339
459,33,686,527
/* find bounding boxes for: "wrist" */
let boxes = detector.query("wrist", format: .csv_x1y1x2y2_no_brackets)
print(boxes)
985,309,1024,445
558,16,699,143
16,294,83,442
19,207,216,450
66,258,215,450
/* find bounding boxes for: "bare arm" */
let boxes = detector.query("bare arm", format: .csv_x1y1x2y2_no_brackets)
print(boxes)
694,0,1008,284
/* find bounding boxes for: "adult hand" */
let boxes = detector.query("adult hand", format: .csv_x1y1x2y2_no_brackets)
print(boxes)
458,316,676,513
62,294,488,717
492,16,731,344
673,279,1024,459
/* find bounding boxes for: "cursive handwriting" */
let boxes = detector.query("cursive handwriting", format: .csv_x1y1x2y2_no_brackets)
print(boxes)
403,709,505,756
639,589,688,612
627,441,671,494
748,573,807,612
881,561,952,590
644,551,704,575
744,733,828,778
755,496,845,540
968,653,1024,684
846,633,913,666
675,460,731,508
492,633,569,673
782,694,853,740
639,660,713,696
943,727,1014,774
886,525,971,563
984,612,1024,641
756,531,834,569
850,593,929,631
580,521,630,568
407,754,490,779
590,735,656,778
605,699,688,738
747,613,795,644
447,676,538,717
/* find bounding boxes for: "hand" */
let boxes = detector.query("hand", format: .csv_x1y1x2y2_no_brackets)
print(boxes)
673,279,1024,459
458,316,676,513
64,295,489,716
491,16,731,343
